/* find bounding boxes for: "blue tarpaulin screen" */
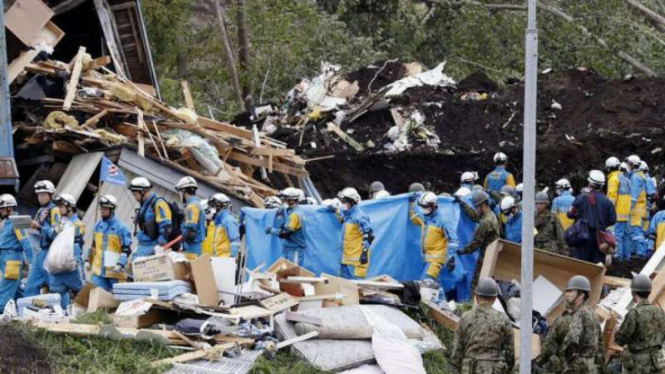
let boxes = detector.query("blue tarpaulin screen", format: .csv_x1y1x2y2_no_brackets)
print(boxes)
241,194,479,301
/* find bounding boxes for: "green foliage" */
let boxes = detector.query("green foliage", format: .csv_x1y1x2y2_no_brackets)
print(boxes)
72,311,112,325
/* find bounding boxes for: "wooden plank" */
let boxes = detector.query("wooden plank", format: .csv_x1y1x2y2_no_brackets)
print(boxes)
423,299,460,331
151,343,235,367
63,46,86,111
137,132,145,157
5,0,53,45
351,280,404,290
326,122,365,152
89,56,112,70
53,140,81,154
602,275,630,289
137,109,163,160
198,116,254,140
259,293,299,313
93,0,127,79
181,80,195,111
9,50,40,83
227,151,308,177
276,331,318,349
81,109,109,128
250,147,295,157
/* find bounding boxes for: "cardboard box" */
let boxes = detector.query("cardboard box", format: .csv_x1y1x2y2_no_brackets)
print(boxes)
190,255,219,307
132,254,188,282
268,257,315,297
314,274,359,307
479,240,606,324
5,0,53,46
74,283,120,312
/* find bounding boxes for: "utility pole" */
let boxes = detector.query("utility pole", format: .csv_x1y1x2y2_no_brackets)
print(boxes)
520,0,538,372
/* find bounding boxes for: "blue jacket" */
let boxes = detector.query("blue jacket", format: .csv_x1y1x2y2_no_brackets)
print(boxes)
136,193,172,246
410,207,457,262
568,191,617,231
646,173,657,214
504,210,523,244
182,196,207,250
484,166,515,193
36,201,61,251
0,217,34,260
91,215,132,278
271,205,306,250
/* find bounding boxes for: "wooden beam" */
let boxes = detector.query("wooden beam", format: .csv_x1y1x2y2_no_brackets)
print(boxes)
88,56,112,70
276,331,318,350
151,343,235,367
227,151,308,177
63,46,86,111
250,147,295,157
198,117,254,140
81,109,108,128
326,122,365,152
181,80,195,111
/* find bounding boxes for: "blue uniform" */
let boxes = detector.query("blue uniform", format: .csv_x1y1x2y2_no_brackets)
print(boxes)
568,191,617,263
645,173,657,222
484,166,516,193
607,171,632,260
410,207,457,280
90,215,132,292
25,202,61,297
551,191,575,230
630,171,649,257
647,210,665,253
336,205,373,279
269,205,306,265
212,210,241,257
0,217,34,313
182,196,206,260
135,193,172,258
48,215,85,309
503,210,523,244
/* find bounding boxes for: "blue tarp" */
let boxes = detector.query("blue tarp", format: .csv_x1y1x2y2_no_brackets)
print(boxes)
242,194,480,301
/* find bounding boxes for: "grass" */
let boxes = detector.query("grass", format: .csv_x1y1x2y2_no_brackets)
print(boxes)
5,305,463,374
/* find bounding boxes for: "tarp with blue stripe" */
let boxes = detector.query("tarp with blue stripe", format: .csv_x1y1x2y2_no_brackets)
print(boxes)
241,194,479,301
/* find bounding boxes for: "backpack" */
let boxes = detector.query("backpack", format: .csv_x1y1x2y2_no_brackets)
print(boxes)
136,196,184,251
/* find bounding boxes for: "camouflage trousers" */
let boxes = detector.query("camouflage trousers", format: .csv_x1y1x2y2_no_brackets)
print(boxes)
461,359,509,374
622,350,665,374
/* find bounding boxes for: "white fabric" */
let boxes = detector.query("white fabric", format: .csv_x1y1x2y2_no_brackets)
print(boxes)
341,365,384,374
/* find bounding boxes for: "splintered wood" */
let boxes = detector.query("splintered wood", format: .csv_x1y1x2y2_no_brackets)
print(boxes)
14,51,308,207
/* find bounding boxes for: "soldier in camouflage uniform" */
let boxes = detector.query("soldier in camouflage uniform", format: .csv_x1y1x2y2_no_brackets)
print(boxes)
451,277,515,374
615,274,665,374
534,191,567,255
456,190,500,291
535,275,604,374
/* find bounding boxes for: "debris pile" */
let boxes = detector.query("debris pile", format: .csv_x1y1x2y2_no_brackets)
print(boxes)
11,50,307,206
236,61,665,197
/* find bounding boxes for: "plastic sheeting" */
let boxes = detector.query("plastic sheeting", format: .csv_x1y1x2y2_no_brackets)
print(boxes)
242,194,479,301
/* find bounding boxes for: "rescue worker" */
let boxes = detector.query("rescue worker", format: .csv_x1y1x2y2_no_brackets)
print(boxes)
409,192,450,286
516,183,524,201
460,171,478,190
641,161,658,220
484,152,516,193
267,188,306,264
175,177,206,260
408,183,425,194
329,188,373,279
552,178,575,230
647,201,665,253
25,180,61,297
374,190,390,199
499,196,522,244
129,177,173,259
209,193,240,257
369,181,387,200
535,276,604,374
200,199,215,257
49,194,84,309
568,171,617,263
0,194,34,313
606,157,632,260
628,155,649,258
454,186,472,200
264,196,283,209
535,191,567,255
451,277,514,374
89,195,132,292
615,274,665,374
456,190,500,291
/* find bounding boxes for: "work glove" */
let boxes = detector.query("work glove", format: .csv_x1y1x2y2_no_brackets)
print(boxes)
453,195,462,203
112,263,124,273
447,256,456,272
153,245,165,254
326,205,337,213
265,227,273,235
359,248,369,265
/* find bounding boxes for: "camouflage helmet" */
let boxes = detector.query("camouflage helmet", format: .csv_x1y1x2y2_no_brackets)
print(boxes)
408,183,425,193
566,275,591,292
631,274,652,293
475,277,499,297
471,190,490,207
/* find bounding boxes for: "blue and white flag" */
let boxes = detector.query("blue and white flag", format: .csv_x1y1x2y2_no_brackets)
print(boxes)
100,156,126,185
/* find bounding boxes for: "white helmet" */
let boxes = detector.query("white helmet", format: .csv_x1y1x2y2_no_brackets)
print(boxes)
303,197,319,205
338,187,361,204
34,180,56,194
374,190,390,199
200,199,215,220
461,171,476,183
627,155,641,167
605,156,620,169
129,177,152,191
588,170,606,186
175,176,198,191
264,196,283,209
454,186,472,198
208,193,231,208
54,193,76,208
0,194,18,209
282,187,302,201
99,194,118,209
639,161,649,172
323,198,342,210
418,192,438,208
516,183,523,193
493,152,508,163
620,162,631,173
555,179,571,191
499,196,516,214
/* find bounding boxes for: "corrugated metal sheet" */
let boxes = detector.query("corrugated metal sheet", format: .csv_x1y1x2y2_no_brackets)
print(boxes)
0,157,19,180
164,350,261,374
56,152,104,200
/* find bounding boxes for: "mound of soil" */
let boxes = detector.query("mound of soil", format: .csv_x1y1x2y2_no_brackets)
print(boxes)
0,325,53,374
